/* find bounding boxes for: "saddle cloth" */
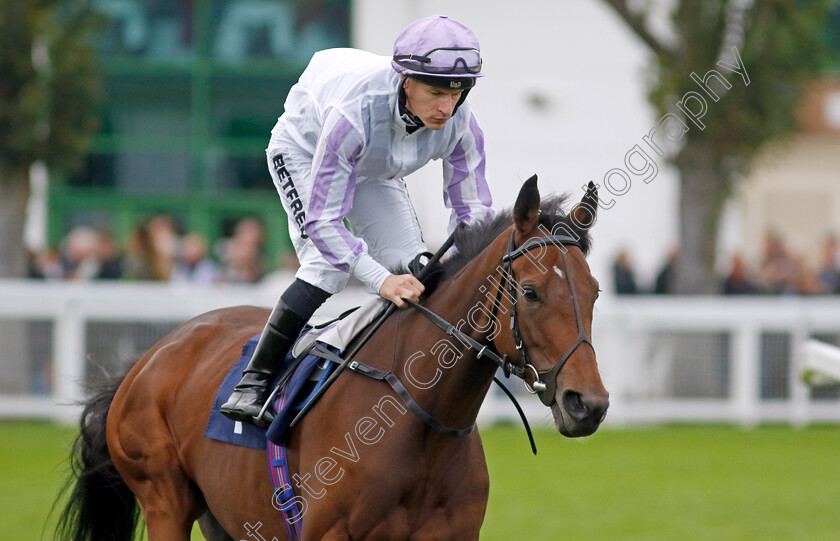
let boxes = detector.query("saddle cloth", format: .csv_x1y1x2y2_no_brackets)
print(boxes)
204,298,387,449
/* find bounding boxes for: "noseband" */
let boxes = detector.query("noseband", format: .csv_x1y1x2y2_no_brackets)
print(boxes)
496,229,594,406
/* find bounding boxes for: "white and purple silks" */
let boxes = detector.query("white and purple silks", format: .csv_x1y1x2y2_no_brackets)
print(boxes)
267,48,494,295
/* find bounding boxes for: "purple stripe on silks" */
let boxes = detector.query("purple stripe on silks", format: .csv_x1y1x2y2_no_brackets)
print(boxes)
469,113,492,210
308,226,352,273
308,167,364,273
338,146,362,218
308,112,356,222
337,223,365,258
335,147,365,258
446,139,472,221
305,112,360,273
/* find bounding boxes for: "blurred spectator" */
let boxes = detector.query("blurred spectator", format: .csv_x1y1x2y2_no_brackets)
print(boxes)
217,218,265,283
757,232,799,294
232,217,265,249
721,253,759,295
27,226,122,280
123,215,177,281
790,252,826,296
171,233,219,284
27,248,64,280
148,215,179,274
94,228,124,280
612,249,638,295
818,235,839,294
62,226,104,280
654,246,679,294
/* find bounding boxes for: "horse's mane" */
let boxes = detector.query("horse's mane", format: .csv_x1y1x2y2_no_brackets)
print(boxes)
416,194,593,296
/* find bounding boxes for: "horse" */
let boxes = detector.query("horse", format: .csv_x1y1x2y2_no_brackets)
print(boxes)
56,176,609,540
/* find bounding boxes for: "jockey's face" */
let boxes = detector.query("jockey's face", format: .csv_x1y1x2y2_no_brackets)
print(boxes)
403,77,464,130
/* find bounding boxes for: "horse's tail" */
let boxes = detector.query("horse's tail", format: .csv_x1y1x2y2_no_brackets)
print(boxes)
53,364,141,541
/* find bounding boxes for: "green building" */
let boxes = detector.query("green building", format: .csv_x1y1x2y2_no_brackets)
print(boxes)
50,0,351,272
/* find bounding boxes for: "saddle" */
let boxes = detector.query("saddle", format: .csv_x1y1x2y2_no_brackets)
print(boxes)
203,298,387,449
291,298,388,358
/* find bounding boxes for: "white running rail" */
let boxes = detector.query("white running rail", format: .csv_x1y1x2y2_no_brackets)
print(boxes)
1,279,839,427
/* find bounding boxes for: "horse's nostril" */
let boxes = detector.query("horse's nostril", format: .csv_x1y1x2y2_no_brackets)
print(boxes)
562,390,610,423
562,391,587,420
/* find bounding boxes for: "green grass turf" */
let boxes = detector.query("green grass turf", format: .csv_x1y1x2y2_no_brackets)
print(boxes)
0,421,78,540
2,421,838,540
482,424,840,541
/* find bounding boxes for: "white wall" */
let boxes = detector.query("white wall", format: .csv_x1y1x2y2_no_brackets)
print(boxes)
740,134,840,268
353,0,680,292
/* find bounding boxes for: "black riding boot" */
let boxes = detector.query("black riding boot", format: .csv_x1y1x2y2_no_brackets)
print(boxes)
220,299,308,425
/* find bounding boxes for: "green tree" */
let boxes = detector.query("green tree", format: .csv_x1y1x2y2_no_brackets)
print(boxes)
0,0,100,278
602,0,836,293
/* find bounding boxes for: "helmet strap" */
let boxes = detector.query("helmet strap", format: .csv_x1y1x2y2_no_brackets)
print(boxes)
398,76,473,133
453,87,471,116
398,79,424,134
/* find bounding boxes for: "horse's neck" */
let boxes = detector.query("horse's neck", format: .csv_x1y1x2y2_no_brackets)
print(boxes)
395,234,509,429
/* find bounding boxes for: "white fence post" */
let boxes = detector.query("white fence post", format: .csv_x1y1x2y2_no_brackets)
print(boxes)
790,324,811,427
53,296,86,423
731,323,760,427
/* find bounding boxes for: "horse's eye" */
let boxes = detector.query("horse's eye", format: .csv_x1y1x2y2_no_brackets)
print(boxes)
522,286,540,302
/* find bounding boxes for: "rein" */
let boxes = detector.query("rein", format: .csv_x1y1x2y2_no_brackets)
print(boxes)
290,227,594,455
288,235,456,428
394,229,593,449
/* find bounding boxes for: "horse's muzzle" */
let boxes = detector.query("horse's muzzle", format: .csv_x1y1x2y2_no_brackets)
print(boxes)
554,389,609,437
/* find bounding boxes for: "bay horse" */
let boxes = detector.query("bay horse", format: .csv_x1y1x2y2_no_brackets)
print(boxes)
56,176,608,540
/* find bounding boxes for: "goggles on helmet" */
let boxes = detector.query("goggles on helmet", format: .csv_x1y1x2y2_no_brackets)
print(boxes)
393,47,482,75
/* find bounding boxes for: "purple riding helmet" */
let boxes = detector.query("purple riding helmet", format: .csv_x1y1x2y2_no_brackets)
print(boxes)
392,15,484,91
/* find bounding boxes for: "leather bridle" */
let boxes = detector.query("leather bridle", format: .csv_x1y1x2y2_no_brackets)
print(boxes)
407,228,595,408
493,229,594,406
293,226,596,449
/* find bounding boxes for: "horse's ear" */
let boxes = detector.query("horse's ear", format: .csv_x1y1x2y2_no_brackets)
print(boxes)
514,175,540,236
571,181,598,229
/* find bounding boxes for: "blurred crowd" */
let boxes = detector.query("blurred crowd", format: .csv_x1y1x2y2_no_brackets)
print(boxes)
613,233,840,296
27,216,292,284
30,221,840,295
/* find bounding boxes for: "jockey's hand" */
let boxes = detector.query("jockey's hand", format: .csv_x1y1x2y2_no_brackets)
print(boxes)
379,273,425,308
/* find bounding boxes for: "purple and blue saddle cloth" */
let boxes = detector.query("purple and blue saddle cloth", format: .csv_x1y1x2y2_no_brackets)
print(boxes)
204,328,342,540
204,328,339,449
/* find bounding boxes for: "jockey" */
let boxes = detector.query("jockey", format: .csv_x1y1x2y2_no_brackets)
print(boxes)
221,15,494,425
